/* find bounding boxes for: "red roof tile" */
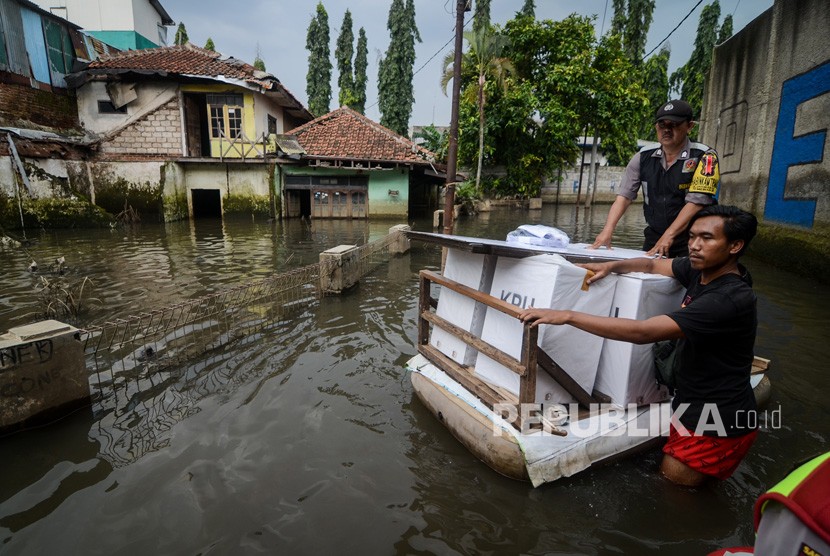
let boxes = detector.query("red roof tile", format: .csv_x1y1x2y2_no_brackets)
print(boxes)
289,107,435,164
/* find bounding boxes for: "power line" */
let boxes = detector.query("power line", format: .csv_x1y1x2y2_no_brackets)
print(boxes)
642,0,705,60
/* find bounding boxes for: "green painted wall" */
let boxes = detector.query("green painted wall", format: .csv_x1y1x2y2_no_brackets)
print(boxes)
367,169,409,217
283,166,410,218
85,30,158,51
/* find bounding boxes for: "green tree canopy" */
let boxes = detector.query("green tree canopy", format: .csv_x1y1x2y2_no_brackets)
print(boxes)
670,0,723,128
413,124,448,161
449,14,647,197
336,10,355,107
204,37,215,51
378,0,421,135
353,28,369,113
305,3,332,117
442,27,514,191
174,22,188,46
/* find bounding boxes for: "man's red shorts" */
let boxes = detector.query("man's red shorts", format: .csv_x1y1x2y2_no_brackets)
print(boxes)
662,425,758,479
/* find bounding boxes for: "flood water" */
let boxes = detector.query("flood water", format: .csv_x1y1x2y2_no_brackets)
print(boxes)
1,205,828,555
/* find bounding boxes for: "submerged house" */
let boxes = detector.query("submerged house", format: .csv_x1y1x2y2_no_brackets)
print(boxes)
1,2,443,225
286,107,443,219
66,43,314,219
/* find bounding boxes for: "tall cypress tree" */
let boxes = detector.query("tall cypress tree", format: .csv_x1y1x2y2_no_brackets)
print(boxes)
336,10,355,107
639,45,670,138
174,22,189,46
204,37,215,51
519,0,535,18
670,0,722,122
718,14,733,44
610,0,656,65
378,0,421,135
474,0,491,33
305,3,332,117
353,28,368,113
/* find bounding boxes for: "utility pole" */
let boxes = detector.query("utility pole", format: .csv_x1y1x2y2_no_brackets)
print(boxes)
442,0,468,237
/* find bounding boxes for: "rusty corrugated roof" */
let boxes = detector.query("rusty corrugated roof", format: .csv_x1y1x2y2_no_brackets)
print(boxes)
289,107,436,165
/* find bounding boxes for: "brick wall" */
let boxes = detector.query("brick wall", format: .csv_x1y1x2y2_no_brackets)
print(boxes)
99,98,183,157
0,82,79,130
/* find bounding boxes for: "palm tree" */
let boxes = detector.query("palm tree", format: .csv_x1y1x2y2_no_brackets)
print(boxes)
441,27,514,192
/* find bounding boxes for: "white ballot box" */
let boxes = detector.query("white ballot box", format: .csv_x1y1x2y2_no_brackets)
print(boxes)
475,254,617,404
593,272,685,406
430,248,497,365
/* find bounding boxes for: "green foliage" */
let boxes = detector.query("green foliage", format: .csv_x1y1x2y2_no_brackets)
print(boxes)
306,3,332,117
174,23,189,46
413,124,448,161
611,0,655,65
204,37,215,51
718,14,733,44
474,0,491,33
670,0,723,130
454,180,481,214
378,0,421,135
353,28,368,113
336,10,355,108
475,14,647,195
518,0,535,18
638,45,670,140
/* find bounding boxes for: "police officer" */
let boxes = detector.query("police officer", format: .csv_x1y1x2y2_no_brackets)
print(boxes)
591,100,720,258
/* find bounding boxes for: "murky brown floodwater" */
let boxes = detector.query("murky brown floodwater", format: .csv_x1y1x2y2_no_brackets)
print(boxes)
1,205,828,555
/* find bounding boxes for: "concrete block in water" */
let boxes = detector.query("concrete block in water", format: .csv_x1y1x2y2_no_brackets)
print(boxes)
0,319,89,433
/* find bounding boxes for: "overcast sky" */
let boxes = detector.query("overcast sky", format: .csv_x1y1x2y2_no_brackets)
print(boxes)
163,0,774,127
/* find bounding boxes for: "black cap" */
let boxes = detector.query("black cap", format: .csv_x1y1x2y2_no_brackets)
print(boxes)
654,100,694,122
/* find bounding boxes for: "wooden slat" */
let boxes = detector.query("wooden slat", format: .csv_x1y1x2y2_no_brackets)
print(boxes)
536,349,598,408
419,344,508,410
751,356,770,374
419,344,566,436
418,273,431,346
421,311,526,376
420,269,523,318
519,323,538,405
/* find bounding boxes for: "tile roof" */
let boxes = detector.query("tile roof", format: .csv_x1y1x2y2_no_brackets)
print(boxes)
81,44,311,119
289,107,436,165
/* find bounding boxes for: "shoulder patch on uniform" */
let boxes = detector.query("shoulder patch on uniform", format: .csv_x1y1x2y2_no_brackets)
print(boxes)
682,158,698,173
689,150,720,195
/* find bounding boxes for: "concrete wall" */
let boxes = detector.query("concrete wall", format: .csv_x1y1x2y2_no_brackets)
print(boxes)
700,0,830,228
77,81,178,136
541,165,628,204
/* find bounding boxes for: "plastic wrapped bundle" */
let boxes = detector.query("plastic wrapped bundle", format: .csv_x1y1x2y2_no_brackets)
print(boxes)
506,225,570,248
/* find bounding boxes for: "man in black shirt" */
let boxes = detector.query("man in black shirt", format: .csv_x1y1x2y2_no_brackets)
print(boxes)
520,205,759,486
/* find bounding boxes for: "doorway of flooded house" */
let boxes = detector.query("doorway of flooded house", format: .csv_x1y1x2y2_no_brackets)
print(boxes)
183,93,211,157
191,189,222,218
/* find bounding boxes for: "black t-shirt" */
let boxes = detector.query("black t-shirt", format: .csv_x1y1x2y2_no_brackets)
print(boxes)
667,257,757,437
